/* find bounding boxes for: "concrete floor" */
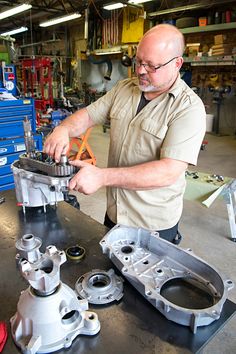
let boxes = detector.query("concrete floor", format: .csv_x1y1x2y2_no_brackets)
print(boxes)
74,126,236,354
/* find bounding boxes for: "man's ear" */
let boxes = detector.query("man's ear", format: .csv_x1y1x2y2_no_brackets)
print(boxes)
176,57,184,70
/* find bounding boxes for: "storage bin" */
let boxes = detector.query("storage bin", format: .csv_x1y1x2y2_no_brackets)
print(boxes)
206,114,214,132
199,17,207,26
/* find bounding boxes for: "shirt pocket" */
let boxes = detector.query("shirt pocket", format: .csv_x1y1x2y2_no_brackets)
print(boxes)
109,107,128,140
135,119,168,159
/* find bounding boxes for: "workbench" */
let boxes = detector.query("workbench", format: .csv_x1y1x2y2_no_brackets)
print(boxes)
1,189,236,354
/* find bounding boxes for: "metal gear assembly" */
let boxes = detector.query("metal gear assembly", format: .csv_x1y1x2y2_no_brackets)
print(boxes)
11,234,100,354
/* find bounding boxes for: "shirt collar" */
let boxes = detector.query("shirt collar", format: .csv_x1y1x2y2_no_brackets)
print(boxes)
168,74,183,98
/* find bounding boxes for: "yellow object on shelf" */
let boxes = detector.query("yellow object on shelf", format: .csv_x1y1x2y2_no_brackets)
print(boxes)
122,7,144,43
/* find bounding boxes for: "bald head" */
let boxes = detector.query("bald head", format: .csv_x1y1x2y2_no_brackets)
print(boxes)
139,24,185,57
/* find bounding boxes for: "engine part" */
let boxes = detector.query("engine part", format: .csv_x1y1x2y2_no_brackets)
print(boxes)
19,152,76,177
100,225,234,333
23,117,35,158
12,117,78,211
66,245,85,262
75,269,124,305
12,160,72,210
11,235,100,354
15,234,42,264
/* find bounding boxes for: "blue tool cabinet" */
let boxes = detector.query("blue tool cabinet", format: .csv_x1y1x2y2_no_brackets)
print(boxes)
0,98,42,191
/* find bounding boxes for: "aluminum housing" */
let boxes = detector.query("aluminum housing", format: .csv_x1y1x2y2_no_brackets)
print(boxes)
11,236,100,354
100,225,234,333
12,160,70,207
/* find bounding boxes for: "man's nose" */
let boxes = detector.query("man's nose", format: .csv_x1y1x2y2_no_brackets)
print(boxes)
136,64,147,75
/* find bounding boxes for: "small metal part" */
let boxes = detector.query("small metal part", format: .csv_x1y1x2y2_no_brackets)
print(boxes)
0,197,5,204
211,174,224,182
185,171,199,179
15,234,42,264
75,269,124,305
23,116,36,158
59,155,68,165
66,245,85,261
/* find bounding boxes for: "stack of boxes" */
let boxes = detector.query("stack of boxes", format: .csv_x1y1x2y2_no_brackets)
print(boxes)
211,34,232,56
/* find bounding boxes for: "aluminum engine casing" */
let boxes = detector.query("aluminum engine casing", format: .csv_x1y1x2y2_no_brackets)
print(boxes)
12,160,71,207
100,225,234,333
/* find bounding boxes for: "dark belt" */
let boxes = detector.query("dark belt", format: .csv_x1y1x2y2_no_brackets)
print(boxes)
104,213,182,245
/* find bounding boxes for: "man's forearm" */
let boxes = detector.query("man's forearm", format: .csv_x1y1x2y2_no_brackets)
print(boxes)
59,108,95,138
102,158,188,190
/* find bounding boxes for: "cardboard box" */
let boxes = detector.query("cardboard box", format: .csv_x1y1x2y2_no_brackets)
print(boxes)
214,34,227,45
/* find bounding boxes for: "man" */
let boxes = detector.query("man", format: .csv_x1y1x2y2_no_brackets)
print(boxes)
44,24,206,243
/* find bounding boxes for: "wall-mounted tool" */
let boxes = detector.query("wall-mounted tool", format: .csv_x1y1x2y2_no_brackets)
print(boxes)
39,108,71,128
0,62,18,96
11,234,100,354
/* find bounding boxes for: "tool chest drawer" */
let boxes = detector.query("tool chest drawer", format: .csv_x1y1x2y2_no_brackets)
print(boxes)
0,98,36,137
0,98,41,191
0,138,26,155
0,135,42,191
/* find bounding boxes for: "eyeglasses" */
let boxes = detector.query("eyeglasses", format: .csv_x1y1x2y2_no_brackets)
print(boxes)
134,56,178,73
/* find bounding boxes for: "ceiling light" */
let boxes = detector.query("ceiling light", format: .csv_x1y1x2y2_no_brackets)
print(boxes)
128,0,152,3
103,3,127,10
0,3,32,20
39,13,81,27
1,26,28,36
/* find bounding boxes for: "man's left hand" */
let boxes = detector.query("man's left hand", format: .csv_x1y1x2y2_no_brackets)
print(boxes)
69,160,105,194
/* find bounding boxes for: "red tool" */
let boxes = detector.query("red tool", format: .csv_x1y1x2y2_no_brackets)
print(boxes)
0,322,7,352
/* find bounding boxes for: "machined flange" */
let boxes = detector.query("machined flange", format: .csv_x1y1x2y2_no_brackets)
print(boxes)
75,269,124,305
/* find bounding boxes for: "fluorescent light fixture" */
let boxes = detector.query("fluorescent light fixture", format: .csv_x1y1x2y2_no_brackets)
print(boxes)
103,3,127,10
0,3,32,20
128,0,152,3
39,13,81,27
1,26,28,36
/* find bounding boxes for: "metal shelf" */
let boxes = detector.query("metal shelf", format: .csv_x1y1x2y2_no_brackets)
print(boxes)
181,22,236,34
183,56,236,66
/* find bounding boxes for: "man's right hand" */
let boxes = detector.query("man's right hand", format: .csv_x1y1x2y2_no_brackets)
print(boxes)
43,125,70,162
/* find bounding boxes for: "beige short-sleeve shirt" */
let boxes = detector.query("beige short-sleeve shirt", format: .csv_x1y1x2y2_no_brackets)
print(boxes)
86,76,206,230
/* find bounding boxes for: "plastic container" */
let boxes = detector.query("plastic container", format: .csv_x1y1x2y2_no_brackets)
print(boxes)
199,17,207,26
206,114,214,132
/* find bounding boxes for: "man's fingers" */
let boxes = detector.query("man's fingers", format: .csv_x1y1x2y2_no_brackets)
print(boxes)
69,159,89,168
54,144,68,162
44,141,68,162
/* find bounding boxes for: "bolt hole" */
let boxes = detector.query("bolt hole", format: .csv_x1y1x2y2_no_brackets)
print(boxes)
156,268,163,273
121,245,133,254
143,260,149,265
